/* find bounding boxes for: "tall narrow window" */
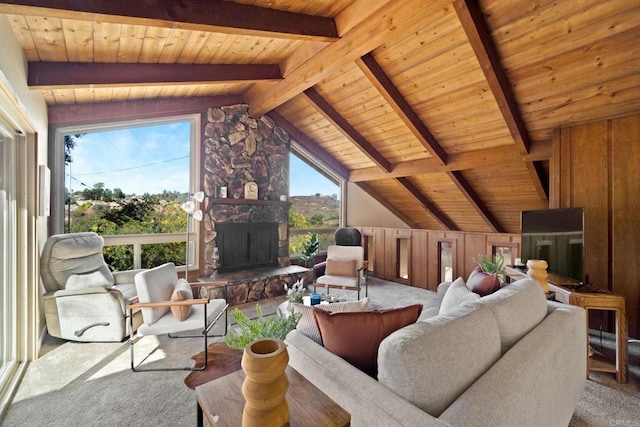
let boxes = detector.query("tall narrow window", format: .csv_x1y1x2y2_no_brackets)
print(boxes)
396,237,410,281
438,241,454,283
363,234,374,273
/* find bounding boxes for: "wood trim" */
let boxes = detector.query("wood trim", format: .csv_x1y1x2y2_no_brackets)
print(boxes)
356,54,448,165
29,62,282,89
395,177,458,231
269,110,350,180
303,87,393,172
48,95,245,126
0,0,339,41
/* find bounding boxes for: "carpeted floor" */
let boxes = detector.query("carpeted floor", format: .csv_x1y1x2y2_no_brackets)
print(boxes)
1,277,638,426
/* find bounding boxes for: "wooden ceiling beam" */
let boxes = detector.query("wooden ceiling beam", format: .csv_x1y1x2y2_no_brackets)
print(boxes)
0,0,338,41
356,54,448,165
395,177,458,231
303,87,393,173
268,110,350,181
48,95,245,126
349,141,552,182
28,62,282,89
247,0,448,117
447,171,503,233
453,0,548,202
354,182,419,229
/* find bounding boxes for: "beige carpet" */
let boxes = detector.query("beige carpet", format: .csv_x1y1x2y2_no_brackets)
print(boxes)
1,277,638,426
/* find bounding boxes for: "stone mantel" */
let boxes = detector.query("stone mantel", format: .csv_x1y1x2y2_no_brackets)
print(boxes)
211,198,290,207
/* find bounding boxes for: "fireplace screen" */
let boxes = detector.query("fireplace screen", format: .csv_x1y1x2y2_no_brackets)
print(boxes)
215,222,279,273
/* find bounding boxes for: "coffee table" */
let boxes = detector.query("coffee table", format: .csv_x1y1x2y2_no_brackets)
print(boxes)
196,365,350,427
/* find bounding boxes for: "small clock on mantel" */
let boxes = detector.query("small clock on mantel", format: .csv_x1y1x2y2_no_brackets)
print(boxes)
244,181,258,200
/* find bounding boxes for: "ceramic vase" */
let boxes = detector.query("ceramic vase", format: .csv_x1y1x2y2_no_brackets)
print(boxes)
527,259,549,293
241,338,290,427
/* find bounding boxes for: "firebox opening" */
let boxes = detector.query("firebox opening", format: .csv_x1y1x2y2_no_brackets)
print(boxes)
215,222,279,273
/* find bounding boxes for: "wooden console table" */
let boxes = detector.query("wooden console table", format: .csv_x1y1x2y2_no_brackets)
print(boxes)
505,267,628,383
196,365,350,427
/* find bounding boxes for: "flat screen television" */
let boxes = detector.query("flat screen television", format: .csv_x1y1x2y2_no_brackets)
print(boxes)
520,207,585,284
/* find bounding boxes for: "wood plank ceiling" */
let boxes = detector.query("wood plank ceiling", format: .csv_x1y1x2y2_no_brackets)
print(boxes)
1,0,638,234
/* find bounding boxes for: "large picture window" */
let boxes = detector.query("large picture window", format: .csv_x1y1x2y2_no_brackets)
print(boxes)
288,150,342,257
55,115,200,272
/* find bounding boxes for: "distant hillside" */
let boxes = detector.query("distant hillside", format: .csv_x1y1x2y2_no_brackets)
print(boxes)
290,195,339,227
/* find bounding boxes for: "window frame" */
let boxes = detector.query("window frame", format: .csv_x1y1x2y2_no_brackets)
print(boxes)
51,114,202,272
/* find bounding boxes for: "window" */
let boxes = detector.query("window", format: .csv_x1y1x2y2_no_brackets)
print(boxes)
0,119,16,388
55,115,200,272
396,237,410,282
438,240,455,283
288,149,342,256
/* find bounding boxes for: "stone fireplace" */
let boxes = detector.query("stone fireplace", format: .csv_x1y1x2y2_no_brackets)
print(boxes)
201,104,291,277
197,104,312,305
215,221,279,273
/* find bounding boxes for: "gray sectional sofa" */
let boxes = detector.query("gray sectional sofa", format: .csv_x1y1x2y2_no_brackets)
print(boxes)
285,278,587,427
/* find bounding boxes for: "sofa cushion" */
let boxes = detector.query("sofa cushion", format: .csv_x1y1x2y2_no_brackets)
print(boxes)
325,258,358,277
314,304,422,377
170,279,193,321
475,278,548,354
377,303,502,417
439,277,479,315
292,298,369,345
467,266,501,296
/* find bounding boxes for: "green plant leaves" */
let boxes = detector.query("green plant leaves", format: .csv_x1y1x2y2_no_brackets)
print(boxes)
224,304,302,351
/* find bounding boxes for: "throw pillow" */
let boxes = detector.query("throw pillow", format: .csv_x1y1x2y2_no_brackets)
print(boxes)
171,279,194,321
313,304,423,378
439,277,479,314
292,298,369,345
467,266,501,297
65,269,115,290
325,258,358,277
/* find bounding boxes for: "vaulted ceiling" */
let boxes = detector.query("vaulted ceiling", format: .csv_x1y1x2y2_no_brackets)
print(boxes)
2,0,638,234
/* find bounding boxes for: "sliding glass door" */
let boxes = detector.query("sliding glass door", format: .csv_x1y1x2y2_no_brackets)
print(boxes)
0,119,16,385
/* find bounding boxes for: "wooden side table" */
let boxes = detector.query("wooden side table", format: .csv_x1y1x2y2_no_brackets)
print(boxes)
549,283,628,384
196,365,350,427
504,267,628,384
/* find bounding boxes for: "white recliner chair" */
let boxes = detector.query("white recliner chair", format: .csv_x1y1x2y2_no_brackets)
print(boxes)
40,232,144,342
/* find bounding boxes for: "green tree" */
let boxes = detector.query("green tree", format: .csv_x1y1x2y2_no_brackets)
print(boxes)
288,207,307,228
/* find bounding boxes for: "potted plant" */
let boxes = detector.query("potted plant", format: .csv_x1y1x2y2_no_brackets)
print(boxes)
284,280,306,304
297,232,319,268
224,304,302,351
473,252,506,280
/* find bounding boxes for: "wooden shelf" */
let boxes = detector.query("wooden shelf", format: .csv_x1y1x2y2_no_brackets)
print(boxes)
211,198,290,207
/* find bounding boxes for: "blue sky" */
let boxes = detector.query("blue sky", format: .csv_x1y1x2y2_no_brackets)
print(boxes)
68,121,339,197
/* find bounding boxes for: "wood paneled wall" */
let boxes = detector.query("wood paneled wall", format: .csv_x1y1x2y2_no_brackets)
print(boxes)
359,226,520,292
551,113,640,339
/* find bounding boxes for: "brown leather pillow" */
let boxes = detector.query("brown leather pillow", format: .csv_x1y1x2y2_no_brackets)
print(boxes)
171,280,193,321
313,304,423,378
467,266,501,297
325,258,358,277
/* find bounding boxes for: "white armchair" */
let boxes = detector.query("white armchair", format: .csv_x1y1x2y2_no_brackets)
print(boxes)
313,245,368,299
40,232,144,342
127,262,228,372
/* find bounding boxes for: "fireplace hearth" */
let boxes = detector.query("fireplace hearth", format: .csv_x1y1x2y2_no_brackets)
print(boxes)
215,222,278,273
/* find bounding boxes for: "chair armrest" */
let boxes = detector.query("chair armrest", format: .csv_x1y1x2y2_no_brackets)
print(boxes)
112,269,146,285
313,261,327,270
126,298,210,310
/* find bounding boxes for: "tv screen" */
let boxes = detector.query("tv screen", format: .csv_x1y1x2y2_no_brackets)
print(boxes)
520,207,585,284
